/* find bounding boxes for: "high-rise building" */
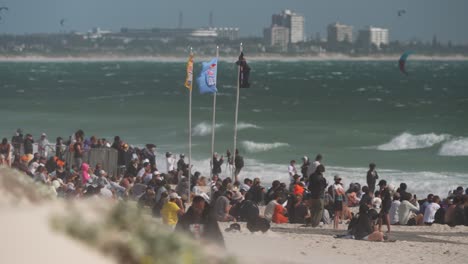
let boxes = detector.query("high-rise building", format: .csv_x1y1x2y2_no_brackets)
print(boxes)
270,9,304,44
327,22,353,44
264,25,290,51
357,26,389,48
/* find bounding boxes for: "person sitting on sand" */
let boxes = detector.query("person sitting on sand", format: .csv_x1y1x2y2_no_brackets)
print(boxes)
272,197,288,224
398,192,423,226
264,192,281,222
214,191,235,222
291,194,310,224
176,195,225,247
246,178,265,205
349,204,384,241
161,192,185,227
423,195,441,225
389,193,401,225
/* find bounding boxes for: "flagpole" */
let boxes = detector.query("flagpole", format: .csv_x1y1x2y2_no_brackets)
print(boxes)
210,46,219,179
188,47,193,203
232,42,243,181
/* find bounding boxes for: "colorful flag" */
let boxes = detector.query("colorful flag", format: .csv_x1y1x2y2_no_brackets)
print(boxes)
184,53,194,90
236,52,251,88
197,58,218,94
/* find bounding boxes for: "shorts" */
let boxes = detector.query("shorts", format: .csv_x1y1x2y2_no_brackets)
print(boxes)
334,200,343,211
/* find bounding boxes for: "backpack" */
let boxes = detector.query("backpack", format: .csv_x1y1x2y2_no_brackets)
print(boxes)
247,216,270,233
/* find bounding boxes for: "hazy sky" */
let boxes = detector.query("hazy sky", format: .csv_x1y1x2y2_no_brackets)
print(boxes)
1,0,467,43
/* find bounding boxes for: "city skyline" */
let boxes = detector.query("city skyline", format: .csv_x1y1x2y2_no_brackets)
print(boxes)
1,0,467,43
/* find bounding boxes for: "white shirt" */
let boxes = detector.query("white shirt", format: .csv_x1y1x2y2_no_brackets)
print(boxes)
306,161,321,178
389,200,401,224
166,156,176,172
264,200,278,221
137,167,146,177
398,200,420,225
38,138,50,157
288,164,297,182
423,203,441,224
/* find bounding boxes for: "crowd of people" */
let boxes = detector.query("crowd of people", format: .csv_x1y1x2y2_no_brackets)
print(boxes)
1,128,468,245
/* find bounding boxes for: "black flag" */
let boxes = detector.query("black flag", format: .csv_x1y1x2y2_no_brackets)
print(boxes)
236,52,251,88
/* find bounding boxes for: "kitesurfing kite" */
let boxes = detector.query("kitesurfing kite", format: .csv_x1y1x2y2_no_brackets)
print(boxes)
399,51,414,76
60,18,66,27
397,9,406,17
0,6,8,12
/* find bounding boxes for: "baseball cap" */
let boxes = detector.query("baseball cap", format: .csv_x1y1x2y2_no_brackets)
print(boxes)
169,192,181,199
378,180,387,186
334,175,342,181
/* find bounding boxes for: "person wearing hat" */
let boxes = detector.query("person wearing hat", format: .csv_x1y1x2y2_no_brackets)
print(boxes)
161,192,185,227
177,154,190,176
367,163,379,194
332,175,345,229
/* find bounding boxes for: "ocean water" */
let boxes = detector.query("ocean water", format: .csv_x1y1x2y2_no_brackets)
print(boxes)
1,59,467,197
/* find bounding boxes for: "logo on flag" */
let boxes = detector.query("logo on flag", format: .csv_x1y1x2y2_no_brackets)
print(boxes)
197,58,218,94
184,54,194,90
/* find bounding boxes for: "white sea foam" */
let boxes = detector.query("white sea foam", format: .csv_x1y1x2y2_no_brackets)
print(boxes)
192,122,223,136
157,156,465,197
237,122,261,131
105,73,116,77
439,138,468,156
242,141,289,153
377,132,451,151
252,109,262,113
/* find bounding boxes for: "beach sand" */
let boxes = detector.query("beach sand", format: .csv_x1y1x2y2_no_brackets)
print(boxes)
1,167,467,264
1,201,467,264
220,222,468,264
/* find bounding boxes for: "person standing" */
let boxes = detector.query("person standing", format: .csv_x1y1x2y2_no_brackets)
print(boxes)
165,152,176,173
38,133,50,158
377,180,392,233
11,129,24,157
332,175,345,229
288,160,297,184
308,164,328,227
234,149,244,181
73,137,84,169
306,154,323,178
0,138,11,166
55,137,65,161
366,163,379,193
300,156,310,180
23,134,34,160
212,152,224,176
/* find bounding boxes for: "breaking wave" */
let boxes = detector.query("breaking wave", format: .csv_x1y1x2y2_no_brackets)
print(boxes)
439,138,468,156
241,141,289,153
192,122,223,136
237,122,261,131
377,132,450,151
